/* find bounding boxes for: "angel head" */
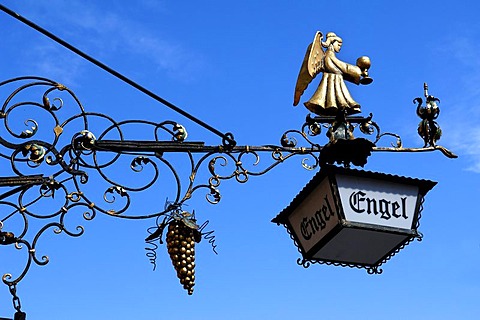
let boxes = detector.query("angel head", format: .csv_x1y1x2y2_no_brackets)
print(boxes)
322,32,343,53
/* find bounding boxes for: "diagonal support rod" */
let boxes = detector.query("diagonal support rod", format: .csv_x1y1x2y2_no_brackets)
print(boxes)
0,4,236,147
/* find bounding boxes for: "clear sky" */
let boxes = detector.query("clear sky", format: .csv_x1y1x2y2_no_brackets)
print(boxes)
0,1,479,319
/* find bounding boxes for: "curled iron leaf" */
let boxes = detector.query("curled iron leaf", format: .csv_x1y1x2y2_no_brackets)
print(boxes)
49,98,64,111
22,143,46,165
172,123,188,142
182,217,199,230
43,94,51,109
301,157,318,170
104,186,128,203
308,122,322,136
360,121,374,135
206,187,221,204
281,133,297,147
208,156,227,176
19,120,38,138
80,173,89,184
131,156,151,172
396,137,402,148
73,130,96,151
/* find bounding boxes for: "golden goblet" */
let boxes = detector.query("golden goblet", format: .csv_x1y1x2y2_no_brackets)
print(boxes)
356,56,373,85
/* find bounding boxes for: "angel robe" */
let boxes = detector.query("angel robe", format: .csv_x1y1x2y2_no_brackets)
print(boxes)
304,48,362,116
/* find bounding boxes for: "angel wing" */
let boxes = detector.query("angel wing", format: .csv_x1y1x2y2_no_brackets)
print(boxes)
293,31,324,106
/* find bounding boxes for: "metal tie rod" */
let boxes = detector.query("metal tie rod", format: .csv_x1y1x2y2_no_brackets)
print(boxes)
0,4,236,146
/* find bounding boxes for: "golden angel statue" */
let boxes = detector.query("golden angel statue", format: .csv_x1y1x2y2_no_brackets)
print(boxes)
294,31,372,116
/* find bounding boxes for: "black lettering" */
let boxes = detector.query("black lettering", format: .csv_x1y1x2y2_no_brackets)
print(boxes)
401,197,408,219
324,195,335,219
379,199,391,220
314,209,326,229
300,218,312,240
391,201,401,218
299,195,338,241
349,191,366,213
348,191,409,220
309,217,319,234
366,198,378,215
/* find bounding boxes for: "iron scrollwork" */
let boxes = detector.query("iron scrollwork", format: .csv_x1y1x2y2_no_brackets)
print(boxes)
0,76,456,314
0,76,326,311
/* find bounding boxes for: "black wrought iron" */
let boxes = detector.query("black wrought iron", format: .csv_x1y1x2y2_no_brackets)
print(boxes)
0,76,456,315
0,76,324,312
414,83,442,148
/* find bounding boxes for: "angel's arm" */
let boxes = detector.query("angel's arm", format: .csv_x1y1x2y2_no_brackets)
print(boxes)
329,53,362,84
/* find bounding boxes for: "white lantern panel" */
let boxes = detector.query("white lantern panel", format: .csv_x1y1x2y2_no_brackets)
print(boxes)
336,174,419,230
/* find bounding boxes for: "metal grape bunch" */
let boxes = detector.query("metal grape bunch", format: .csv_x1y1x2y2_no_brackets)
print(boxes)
166,216,202,294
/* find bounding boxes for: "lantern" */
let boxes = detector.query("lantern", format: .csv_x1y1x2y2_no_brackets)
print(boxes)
272,165,436,273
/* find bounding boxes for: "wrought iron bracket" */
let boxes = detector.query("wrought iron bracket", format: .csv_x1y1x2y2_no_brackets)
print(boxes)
0,76,456,315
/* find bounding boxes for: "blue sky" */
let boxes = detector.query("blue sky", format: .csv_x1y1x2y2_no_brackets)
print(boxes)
0,1,479,319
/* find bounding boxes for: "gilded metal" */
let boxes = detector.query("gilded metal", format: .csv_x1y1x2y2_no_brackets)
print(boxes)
291,32,456,166
294,31,373,116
